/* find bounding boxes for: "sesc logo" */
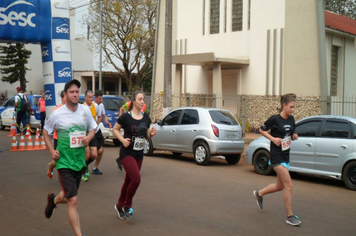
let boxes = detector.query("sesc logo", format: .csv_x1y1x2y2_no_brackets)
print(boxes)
44,90,52,101
54,61,72,83
58,67,71,78
41,43,53,62
56,23,69,34
44,83,56,106
42,46,49,57
0,0,36,27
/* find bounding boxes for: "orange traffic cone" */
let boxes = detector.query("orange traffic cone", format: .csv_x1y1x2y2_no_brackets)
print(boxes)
33,135,41,150
35,125,40,137
40,136,47,150
25,126,30,139
9,116,17,137
10,136,18,152
18,134,26,151
27,135,34,151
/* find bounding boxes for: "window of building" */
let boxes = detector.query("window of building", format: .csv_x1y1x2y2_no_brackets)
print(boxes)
210,0,220,34
203,0,205,35
232,0,243,31
330,46,339,96
248,0,251,30
224,0,227,33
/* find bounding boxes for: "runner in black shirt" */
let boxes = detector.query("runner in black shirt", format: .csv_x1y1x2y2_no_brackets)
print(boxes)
253,93,301,226
112,90,157,220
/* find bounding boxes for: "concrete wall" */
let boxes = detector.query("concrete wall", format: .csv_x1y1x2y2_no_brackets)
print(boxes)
284,0,322,96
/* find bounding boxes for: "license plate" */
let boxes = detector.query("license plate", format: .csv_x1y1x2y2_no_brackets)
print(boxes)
227,131,238,139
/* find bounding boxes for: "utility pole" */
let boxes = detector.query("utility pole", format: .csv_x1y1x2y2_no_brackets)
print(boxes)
163,0,172,117
99,1,103,90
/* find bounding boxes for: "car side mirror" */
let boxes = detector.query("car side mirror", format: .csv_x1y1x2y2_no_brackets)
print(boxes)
157,120,163,126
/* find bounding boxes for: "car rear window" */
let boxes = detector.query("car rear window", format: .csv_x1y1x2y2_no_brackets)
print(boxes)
102,98,124,111
32,96,39,106
209,110,239,125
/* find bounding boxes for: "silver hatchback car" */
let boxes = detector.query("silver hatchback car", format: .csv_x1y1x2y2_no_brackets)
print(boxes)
246,115,356,190
144,107,245,165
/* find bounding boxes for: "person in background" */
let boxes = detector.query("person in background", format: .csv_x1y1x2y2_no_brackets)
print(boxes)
24,92,31,125
82,90,101,181
38,91,46,136
14,87,28,135
91,90,109,175
47,90,66,179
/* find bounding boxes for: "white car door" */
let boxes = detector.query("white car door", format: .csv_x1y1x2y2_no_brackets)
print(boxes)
153,110,182,151
175,109,199,152
314,120,354,174
290,119,322,171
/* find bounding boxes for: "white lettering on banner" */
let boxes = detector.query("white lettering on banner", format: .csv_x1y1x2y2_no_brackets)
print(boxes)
45,90,52,100
0,1,36,27
56,24,69,34
42,47,49,56
53,3,68,11
54,46,69,54
58,67,71,77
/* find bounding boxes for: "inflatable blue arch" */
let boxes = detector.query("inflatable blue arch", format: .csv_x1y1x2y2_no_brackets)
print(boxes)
0,0,73,113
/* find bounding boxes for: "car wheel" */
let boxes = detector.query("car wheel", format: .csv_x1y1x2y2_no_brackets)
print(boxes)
113,139,122,147
343,161,356,191
0,118,5,130
224,154,241,165
253,149,273,175
194,141,210,165
172,152,182,157
144,139,154,156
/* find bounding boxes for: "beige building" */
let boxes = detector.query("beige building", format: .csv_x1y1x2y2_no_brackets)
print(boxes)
152,0,356,119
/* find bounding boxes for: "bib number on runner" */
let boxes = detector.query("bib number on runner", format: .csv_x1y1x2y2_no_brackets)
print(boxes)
281,136,291,151
70,131,86,148
133,137,145,151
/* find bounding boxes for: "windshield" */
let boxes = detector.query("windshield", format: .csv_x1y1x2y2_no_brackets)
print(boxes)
102,98,124,111
209,110,239,125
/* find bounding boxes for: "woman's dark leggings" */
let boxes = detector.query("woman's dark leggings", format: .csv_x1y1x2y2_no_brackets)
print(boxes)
117,156,142,209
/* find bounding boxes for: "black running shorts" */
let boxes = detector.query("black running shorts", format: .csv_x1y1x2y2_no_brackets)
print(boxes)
95,129,104,150
57,168,85,198
88,135,98,147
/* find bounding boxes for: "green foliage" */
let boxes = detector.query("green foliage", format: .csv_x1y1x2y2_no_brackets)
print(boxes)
0,43,31,91
88,0,157,93
324,0,356,19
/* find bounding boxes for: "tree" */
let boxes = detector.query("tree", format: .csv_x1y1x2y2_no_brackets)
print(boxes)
324,0,356,19
88,0,157,93
0,43,31,91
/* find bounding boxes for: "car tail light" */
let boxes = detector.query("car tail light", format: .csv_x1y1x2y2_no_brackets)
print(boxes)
211,124,219,137
30,108,34,116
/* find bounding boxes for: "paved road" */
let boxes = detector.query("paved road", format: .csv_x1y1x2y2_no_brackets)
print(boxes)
0,130,355,236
